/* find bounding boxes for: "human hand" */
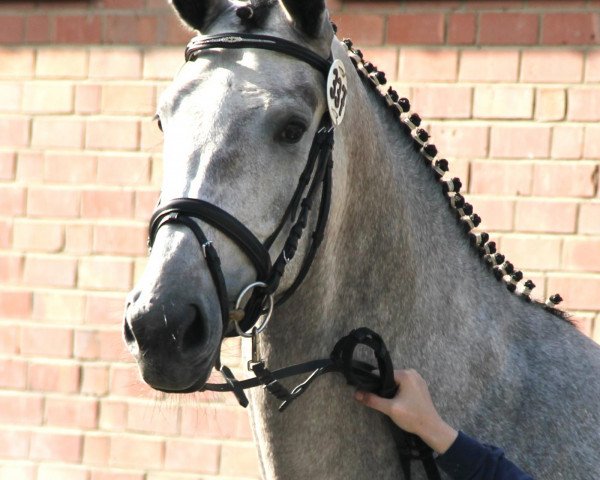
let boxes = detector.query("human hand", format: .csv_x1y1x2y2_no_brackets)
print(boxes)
354,369,458,454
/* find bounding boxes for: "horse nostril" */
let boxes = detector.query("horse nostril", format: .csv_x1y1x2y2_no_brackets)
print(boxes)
181,305,207,352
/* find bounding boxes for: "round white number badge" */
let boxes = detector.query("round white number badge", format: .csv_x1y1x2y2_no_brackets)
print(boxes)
327,59,348,126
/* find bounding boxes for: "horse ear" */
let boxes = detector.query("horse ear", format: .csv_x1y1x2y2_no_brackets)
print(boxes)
279,0,327,38
169,0,230,32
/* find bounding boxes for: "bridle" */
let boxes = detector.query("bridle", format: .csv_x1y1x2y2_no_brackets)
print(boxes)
149,33,336,341
148,31,440,480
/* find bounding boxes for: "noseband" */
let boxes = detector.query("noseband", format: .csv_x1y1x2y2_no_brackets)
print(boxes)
149,33,336,340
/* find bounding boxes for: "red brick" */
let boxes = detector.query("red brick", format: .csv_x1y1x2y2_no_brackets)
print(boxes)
74,329,128,362
387,14,444,45
0,15,24,44
220,444,260,477
56,15,102,43
0,185,25,215
0,430,30,459
140,119,164,152
547,275,600,310
65,224,93,255
26,15,52,43
584,125,600,160
75,84,101,114
521,51,584,83
542,13,599,45
410,86,471,119
109,364,155,397
490,125,550,159
82,433,110,466
164,438,219,473
78,257,133,291
86,119,139,151
109,436,163,469
31,117,84,149
0,254,23,284
579,203,600,235
0,358,27,389
27,187,80,218
0,48,34,78
552,125,583,160
13,220,64,253
93,224,147,256
448,13,476,45
0,463,35,480
0,324,19,354
28,361,80,393
568,88,600,121
37,465,89,480
0,218,12,248
0,116,30,147
32,291,85,324
468,197,514,232
15,151,43,182
532,162,597,198
331,14,385,46
142,48,182,80
514,199,577,233
22,81,73,114
81,190,134,218
535,88,566,122
126,400,179,435
99,400,127,431
90,472,144,480
161,14,192,45
479,13,539,45
104,15,158,45
562,239,600,272
0,291,32,319
97,155,150,185
474,85,534,119
30,431,82,462
44,153,97,184
101,84,155,115
23,255,77,288
361,48,398,81
427,124,488,160
85,293,126,325
46,397,99,429
89,49,142,79
135,190,160,219
81,364,109,396
586,50,600,82
501,235,561,271
180,406,251,439
398,49,457,82
470,160,532,195
100,0,144,7
0,151,16,180
0,83,22,113
36,49,88,78
459,50,519,82
0,393,43,425
21,325,73,358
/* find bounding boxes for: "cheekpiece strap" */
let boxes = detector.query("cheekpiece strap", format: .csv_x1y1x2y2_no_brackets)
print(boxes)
185,33,332,76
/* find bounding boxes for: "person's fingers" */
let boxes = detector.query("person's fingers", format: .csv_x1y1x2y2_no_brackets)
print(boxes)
354,390,393,416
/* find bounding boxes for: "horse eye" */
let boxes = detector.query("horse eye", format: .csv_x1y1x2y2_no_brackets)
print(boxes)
157,119,163,132
278,122,306,144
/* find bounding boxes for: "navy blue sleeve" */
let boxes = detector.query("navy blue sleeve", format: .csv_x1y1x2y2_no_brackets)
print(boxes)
435,431,534,480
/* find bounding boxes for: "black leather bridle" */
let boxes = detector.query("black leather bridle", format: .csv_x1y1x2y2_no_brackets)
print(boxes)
148,32,440,480
150,33,335,340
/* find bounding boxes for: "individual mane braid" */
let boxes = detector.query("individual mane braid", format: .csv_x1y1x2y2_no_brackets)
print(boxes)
339,36,568,322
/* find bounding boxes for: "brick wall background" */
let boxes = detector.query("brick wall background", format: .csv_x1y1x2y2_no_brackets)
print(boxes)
0,1,598,479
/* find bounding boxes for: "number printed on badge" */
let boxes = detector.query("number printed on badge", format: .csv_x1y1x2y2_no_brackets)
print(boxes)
327,60,348,126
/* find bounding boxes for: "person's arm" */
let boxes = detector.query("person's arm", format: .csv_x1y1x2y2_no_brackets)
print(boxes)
354,369,534,480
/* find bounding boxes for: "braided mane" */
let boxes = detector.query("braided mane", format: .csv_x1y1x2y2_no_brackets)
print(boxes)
337,33,569,323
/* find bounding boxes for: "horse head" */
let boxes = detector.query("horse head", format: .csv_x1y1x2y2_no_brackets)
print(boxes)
124,0,337,393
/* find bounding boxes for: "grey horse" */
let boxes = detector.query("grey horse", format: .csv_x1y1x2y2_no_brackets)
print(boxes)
124,1,600,478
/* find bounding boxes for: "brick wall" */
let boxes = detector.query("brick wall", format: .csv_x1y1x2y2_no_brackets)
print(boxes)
0,1,598,479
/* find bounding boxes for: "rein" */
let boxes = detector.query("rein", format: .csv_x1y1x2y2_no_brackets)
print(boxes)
149,31,440,480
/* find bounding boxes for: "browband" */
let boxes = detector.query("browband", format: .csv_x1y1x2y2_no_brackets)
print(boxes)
185,33,333,75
